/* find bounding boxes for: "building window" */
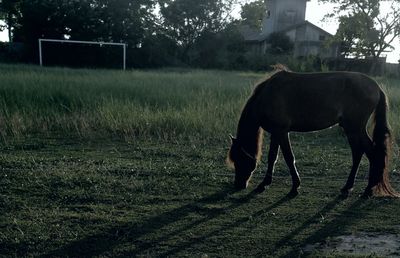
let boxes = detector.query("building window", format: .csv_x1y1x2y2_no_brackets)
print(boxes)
285,10,296,23
319,35,326,41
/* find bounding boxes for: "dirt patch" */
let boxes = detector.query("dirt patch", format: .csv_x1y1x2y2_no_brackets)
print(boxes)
304,232,400,257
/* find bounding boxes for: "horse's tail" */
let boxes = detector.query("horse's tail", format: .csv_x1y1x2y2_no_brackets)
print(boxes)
371,89,399,197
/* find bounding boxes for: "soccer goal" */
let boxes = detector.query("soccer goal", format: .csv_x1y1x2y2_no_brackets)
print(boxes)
38,38,127,70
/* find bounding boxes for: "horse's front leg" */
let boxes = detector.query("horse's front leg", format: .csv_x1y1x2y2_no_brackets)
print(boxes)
279,132,301,197
255,135,279,193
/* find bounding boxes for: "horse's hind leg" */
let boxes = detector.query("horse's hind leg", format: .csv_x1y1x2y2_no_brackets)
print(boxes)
342,130,373,196
255,135,279,193
341,133,365,196
360,133,375,197
278,132,301,197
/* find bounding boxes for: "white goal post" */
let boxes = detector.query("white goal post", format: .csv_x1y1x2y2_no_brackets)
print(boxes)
38,38,127,70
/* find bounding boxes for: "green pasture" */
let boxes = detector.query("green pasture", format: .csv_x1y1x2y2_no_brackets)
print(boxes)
1,64,400,257
0,64,259,143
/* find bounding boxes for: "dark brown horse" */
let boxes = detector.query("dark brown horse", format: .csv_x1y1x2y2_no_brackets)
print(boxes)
227,66,398,198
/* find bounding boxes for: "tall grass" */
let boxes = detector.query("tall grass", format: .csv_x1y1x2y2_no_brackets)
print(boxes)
1,64,400,144
0,64,262,143
376,77,400,138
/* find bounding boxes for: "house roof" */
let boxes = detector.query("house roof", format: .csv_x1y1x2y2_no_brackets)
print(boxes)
241,20,334,42
280,20,334,37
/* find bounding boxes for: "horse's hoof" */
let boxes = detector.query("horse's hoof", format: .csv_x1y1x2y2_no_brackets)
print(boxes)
341,187,352,193
287,189,299,198
340,191,350,199
361,189,373,199
340,188,352,199
254,184,266,194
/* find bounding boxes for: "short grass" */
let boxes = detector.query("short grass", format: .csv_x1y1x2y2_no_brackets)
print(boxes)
1,64,400,257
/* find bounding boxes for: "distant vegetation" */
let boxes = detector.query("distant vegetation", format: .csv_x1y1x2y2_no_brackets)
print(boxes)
0,64,257,143
1,64,400,144
1,0,399,73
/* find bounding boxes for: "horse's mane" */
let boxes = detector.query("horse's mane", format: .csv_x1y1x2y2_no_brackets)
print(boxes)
243,64,289,163
227,64,290,169
226,127,263,169
271,63,291,72
253,64,291,95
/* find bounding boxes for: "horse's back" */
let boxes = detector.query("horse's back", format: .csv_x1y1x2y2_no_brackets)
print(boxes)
253,71,381,132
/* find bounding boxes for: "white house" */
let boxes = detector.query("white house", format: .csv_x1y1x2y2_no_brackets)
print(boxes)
242,0,339,58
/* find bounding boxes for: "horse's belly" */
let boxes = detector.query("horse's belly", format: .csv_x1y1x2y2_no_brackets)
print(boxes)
289,112,341,132
290,121,339,132
260,115,340,133
257,94,344,133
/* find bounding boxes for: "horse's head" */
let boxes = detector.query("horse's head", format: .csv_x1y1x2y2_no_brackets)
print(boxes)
227,135,257,190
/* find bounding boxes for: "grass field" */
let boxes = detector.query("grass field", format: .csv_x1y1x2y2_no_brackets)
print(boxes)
0,64,259,143
1,64,400,257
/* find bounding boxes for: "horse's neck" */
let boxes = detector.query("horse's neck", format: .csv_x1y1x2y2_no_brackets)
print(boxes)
237,104,260,154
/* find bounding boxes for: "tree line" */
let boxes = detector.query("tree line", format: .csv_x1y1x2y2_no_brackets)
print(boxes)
0,0,399,70
0,0,246,68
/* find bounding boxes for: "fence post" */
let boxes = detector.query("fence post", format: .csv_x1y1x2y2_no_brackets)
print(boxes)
38,39,43,66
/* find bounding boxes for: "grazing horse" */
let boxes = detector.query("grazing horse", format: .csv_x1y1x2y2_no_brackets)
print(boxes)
227,66,398,198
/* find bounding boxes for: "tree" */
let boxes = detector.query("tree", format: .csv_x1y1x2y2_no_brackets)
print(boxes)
11,0,71,61
158,0,234,62
4,0,157,63
321,0,400,60
240,0,266,30
188,22,247,69
1,0,245,68
266,32,294,55
0,0,22,41
11,0,156,44
334,15,362,57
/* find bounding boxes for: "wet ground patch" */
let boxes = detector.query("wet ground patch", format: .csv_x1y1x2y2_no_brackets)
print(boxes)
304,231,400,257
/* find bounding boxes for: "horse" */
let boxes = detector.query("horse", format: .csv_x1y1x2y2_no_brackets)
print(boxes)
227,66,398,198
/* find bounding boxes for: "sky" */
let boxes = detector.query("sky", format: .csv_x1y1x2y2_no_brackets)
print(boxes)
0,0,399,63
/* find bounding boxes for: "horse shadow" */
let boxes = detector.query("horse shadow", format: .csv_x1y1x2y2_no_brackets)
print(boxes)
271,195,384,258
157,192,291,257
44,185,378,257
43,184,290,257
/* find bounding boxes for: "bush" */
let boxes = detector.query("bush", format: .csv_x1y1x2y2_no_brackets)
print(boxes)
266,32,294,55
0,42,25,63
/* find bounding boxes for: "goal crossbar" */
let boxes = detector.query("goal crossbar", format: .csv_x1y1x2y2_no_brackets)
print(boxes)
38,38,127,70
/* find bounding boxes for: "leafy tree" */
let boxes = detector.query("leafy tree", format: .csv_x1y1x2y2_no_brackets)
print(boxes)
334,15,362,57
188,22,247,69
266,32,294,55
82,0,156,45
138,33,180,67
240,0,266,30
0,0,21,41
1,0,246,68
158,0,234,62
12,0,156,44
321,0,400,60
3,0,157,63
10,0,71,61
13,1,68,41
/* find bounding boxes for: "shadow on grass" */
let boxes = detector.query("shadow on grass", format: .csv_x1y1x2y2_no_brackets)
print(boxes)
156,193,291,257
271,196,368,257
43,186,289,257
